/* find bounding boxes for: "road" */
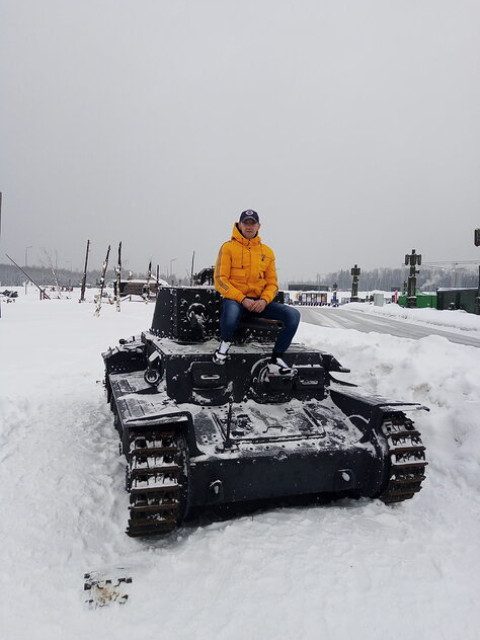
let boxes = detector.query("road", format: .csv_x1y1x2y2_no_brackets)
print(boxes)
299,306,480,348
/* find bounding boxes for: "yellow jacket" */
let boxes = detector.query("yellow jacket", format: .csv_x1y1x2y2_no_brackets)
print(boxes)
214,224,278,304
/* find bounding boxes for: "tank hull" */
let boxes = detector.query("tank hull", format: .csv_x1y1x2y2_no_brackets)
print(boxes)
103,286,427,536
105,337,426,536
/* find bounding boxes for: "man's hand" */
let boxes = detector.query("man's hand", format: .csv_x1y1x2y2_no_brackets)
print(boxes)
241,298,267,312
241,298,255,311
250,299,267,313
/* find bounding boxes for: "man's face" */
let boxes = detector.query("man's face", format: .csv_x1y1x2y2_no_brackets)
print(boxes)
238,219,260,238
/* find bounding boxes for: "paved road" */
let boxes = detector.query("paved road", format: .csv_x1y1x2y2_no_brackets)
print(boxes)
299,306,480,348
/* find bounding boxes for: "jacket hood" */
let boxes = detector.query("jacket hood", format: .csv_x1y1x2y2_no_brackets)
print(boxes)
231,223,261,246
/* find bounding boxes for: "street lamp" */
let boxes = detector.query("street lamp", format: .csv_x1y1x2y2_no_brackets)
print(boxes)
24,245,33,295
169,258,177,284
474,229,480,314
25,245,33,267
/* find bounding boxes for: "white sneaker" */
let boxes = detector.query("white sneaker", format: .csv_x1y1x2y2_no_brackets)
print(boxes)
212,341,231,365
212,349,228,365
267,357,294,376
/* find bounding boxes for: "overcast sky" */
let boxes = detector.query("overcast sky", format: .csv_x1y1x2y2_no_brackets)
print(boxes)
1,0,479,282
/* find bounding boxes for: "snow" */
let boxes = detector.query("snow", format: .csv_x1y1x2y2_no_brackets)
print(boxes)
345,299,480,334
1,289,480,640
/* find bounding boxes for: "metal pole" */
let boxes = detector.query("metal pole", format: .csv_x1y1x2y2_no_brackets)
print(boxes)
0,193,2,318
115,242,122,311
79,239,90,303
477,265,480,315
145,260,152,302
24,245,33,295
190,250,195,286
169,258,176,284
6,254,51,299
225,402,233,448
475,229,480,314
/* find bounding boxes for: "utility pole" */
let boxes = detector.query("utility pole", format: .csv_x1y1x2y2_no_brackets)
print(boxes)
6,254,51,299
115,242,122,311
405,249,422,308
79,239,90,303
169,258,176,285
475,228,480,314
0,193,2,319
145,260,152,302
24,245,33,295
350,265,361,302
190,250,196,286
24,245,33,266
94,245,111,317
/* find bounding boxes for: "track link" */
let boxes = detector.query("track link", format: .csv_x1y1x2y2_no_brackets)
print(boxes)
379,413,427,504
126,428,188,537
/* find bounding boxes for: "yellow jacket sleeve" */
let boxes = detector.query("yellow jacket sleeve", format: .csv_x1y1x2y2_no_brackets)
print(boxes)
214,243,246,303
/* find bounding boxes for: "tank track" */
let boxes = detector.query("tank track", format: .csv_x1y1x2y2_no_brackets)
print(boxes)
379,412,427,504
125,426,189,537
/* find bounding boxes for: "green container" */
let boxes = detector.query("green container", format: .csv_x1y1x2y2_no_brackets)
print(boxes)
437,288,478,313
397,293,437,308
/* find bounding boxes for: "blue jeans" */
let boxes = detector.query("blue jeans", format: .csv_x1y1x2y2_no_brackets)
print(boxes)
219,299,301,354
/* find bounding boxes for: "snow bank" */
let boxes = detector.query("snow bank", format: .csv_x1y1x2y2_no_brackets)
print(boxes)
345,300,480,334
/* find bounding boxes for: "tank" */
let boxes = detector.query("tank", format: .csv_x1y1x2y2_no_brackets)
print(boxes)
103,286,428,537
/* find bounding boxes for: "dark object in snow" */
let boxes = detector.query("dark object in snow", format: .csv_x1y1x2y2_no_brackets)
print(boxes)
84,571,132,608
193,266,214,286
103,286,428,537
1,289,18,299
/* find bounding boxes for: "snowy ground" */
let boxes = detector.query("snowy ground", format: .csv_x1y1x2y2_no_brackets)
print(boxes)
345,298,480,335
1,288,480,640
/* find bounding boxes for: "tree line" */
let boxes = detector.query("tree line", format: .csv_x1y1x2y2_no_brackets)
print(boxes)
0,263,146,287
0,262,477,291
287,266,479,291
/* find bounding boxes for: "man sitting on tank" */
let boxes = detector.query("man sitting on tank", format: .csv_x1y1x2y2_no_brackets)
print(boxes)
213,209,301,375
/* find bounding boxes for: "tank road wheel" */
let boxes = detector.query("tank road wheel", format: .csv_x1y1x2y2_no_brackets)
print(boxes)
250,358,294,403
144,368,162,387
379,413,427,504
126,428,189,537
